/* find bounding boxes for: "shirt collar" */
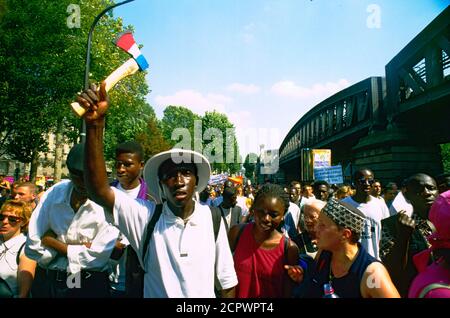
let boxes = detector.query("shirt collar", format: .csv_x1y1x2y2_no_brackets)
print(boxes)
1,233,25,250
163,201,201,226
57,181,94,210
49,180,73,205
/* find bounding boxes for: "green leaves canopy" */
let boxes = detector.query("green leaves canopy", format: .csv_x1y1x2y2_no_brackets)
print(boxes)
161,106,241,174
0,0,162,173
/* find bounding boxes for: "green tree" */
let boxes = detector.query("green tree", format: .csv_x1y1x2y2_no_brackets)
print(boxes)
160,106,201,148
103,94,154,161
202,111,240,174
0,0,153,181
136,116,171,160
0,0,76,180
159,106,242,174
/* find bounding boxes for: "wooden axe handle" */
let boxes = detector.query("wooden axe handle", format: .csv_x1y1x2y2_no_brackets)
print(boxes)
71,58,140,117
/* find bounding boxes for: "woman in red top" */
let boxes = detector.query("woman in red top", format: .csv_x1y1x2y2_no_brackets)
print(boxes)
228,184,299,298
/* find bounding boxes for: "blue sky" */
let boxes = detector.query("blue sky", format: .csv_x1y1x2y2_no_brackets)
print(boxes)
114,0,449,157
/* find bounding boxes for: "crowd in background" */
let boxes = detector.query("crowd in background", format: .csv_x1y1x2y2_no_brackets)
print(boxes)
1,148,449,298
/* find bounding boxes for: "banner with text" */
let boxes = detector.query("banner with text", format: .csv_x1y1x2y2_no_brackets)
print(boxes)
312,149,331,168
209,173,229,185
313,165,344,184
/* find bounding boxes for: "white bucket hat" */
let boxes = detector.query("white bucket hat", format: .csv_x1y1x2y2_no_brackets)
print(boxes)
143,148,211,203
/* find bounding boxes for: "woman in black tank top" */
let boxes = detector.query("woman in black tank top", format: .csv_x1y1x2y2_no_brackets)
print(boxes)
306,244,378,298
288,199,400,298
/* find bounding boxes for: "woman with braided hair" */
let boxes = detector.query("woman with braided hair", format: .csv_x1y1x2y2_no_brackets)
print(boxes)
228,183,299,298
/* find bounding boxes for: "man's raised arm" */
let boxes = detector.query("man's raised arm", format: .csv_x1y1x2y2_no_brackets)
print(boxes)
76,82,115,212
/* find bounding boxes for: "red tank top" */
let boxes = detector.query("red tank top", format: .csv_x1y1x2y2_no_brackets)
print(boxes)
234,223,286,298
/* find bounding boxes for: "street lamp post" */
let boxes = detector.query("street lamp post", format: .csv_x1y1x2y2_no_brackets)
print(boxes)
80,0,136,143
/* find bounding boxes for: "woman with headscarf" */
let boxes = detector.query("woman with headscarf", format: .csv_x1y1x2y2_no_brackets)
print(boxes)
286,198,400,298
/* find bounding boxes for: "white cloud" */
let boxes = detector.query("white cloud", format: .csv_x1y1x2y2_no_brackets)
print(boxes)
226,83,261,94
154,89,231,115
270,78,350,101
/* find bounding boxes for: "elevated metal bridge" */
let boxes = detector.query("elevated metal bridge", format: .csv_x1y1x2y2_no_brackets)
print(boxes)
279,6,450,184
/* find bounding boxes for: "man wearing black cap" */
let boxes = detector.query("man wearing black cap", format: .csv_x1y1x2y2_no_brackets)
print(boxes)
25,143,119,298
77,83,237,298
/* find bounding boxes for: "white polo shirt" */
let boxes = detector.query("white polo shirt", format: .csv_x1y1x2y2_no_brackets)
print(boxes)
0,234,26,297
112,188,238,298
26,180,119,274
341,195,386,260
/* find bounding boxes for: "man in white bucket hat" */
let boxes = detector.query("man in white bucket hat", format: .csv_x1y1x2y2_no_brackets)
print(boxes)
76,83,237,298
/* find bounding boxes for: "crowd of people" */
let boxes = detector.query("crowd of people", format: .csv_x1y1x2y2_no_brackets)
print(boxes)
0,82,449,298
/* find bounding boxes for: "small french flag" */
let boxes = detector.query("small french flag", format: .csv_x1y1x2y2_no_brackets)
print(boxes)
114,31,149,70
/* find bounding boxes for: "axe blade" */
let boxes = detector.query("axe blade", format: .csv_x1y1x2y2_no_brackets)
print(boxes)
114,30,149,71
114,30,135,51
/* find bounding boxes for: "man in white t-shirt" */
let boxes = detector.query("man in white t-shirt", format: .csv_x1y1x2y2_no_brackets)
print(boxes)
235,185,249,221
341,169,389,260
77,83,237,298
109,141,148,298
284,187,301,237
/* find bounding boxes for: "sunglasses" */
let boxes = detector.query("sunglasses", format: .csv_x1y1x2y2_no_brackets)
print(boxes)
358,178,375,185
0,214,23,225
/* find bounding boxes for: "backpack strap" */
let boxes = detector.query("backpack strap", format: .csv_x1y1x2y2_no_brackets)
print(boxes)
418,283,450,298
209,205,224,294
142,204,163,263
209,206,222,242
217,206,229,232
16,242,26,265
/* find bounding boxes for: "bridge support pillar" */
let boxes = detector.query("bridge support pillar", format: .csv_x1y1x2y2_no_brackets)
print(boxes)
352,127,443,184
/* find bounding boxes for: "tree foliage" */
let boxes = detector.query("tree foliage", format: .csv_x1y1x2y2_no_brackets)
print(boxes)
0,0,163,179
0,0,242,178
160,106,201,148
160,106,241,174
136,116,171,160
0,0,70,161
202,111,240,174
